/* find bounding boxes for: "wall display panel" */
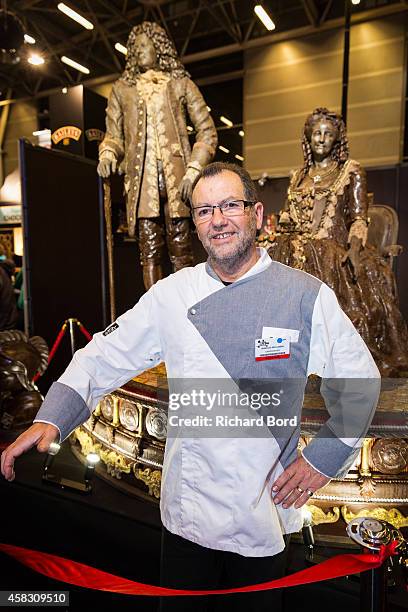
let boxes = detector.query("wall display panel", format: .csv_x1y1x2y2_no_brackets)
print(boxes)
19,141,108,390
244,28,344,177
244,15,405,177
347,18,405,167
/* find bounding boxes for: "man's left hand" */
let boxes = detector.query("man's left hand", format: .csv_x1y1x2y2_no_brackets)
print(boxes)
179,176,193,202
271,456,330,509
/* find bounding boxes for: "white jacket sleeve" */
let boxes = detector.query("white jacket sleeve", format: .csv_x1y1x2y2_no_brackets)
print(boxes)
303,283,381,478
34,287,162,442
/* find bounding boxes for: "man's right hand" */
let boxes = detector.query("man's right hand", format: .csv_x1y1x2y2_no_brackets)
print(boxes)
1,423,60,482
97,151,117,178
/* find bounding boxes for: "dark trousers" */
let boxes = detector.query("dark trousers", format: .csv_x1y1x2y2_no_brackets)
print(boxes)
159,527,290,612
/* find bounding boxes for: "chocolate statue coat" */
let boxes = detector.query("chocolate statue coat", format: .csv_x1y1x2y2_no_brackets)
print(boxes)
99,71,217,236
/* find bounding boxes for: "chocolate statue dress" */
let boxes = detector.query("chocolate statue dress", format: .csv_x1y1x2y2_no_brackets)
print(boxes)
268,159,408,376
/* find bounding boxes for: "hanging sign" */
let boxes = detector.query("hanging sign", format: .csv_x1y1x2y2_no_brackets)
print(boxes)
51,126,82,146
85,128,105,142
0,206,22,224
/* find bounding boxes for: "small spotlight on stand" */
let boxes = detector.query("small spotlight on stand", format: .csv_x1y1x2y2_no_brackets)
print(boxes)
301,506,325,564
42,444,101,494
302,506,315,562
43,442,60,473
84,452,101,488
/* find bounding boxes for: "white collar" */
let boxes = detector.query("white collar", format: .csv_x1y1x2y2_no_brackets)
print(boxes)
205,247,271,284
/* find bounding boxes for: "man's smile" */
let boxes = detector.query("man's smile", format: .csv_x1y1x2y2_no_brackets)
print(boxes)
210,231,237,241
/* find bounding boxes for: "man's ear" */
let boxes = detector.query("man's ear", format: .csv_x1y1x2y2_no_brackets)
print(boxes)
255,202,264,230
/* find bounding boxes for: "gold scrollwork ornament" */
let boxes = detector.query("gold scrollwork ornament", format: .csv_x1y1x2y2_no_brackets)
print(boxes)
341,506,408,529
99,448,131,479
72,427,102,457
307,504,340,525
134,465,162,498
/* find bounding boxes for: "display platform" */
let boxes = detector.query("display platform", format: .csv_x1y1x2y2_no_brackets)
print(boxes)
71,366,408,542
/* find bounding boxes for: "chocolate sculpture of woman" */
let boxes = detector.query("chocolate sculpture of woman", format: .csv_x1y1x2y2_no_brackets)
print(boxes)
268,107,408,376
98,22,217,289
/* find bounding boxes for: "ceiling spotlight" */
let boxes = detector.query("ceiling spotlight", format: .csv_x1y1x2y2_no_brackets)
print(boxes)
351,0,360,4
115,42,127,55
220,116,233,128
57,3,94,30
219,145,230,154
254,5,276,31
61,55,90,74
24,34,36,44
239,130,244,137
28,53,44,65
235,154,244,161
62,86,68,94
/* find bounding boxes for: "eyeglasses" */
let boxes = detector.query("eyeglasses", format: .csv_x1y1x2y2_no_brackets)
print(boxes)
192,200,256,224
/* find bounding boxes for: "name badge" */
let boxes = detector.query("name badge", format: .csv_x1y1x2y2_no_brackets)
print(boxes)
262,327,299,342
255,337,290,361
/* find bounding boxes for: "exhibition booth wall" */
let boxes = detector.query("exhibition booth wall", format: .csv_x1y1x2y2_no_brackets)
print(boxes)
244,16,405,175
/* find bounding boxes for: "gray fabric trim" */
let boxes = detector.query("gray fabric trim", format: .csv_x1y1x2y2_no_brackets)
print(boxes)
190,261,321,380
33,382,90,442
205,260,220,282
302,424,357,478
189,261,321,459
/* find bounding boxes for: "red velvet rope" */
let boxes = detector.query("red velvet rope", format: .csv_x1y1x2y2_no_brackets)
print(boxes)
33,323,67,383
77,321,92,342
0,541,399,597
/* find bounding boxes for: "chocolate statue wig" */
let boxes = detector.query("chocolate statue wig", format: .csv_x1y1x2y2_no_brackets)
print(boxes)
122,21,189,84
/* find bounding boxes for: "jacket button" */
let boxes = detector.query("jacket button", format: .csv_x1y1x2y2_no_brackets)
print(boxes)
190,308,196,315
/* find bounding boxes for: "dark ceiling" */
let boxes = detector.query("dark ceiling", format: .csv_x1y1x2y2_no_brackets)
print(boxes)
0,0,404,99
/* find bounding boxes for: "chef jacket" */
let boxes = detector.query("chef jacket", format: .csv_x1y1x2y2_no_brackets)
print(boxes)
34,247,380,557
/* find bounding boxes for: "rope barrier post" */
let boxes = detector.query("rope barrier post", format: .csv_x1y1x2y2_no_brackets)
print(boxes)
359,560,388,612
68,318,77,356
347,517,406,612
32,318,92,383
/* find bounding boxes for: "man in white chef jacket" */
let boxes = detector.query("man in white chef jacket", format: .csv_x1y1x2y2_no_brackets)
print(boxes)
1,162,380,611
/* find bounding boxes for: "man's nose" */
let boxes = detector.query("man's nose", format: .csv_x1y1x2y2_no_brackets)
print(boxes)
211,207,227,227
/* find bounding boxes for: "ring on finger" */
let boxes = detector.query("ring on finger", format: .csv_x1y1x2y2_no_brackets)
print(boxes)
307,489,314,497
296,486,304,494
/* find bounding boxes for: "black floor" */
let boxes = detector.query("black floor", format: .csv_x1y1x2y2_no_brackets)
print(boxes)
1,440,407,612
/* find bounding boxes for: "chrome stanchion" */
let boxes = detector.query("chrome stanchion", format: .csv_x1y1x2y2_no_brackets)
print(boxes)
347,517,407,612
68,317,77,355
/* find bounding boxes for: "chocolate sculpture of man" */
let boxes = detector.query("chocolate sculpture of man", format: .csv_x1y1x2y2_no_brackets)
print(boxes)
97,22,218,289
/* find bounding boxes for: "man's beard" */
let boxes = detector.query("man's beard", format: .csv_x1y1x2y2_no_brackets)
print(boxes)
205,214,257,274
